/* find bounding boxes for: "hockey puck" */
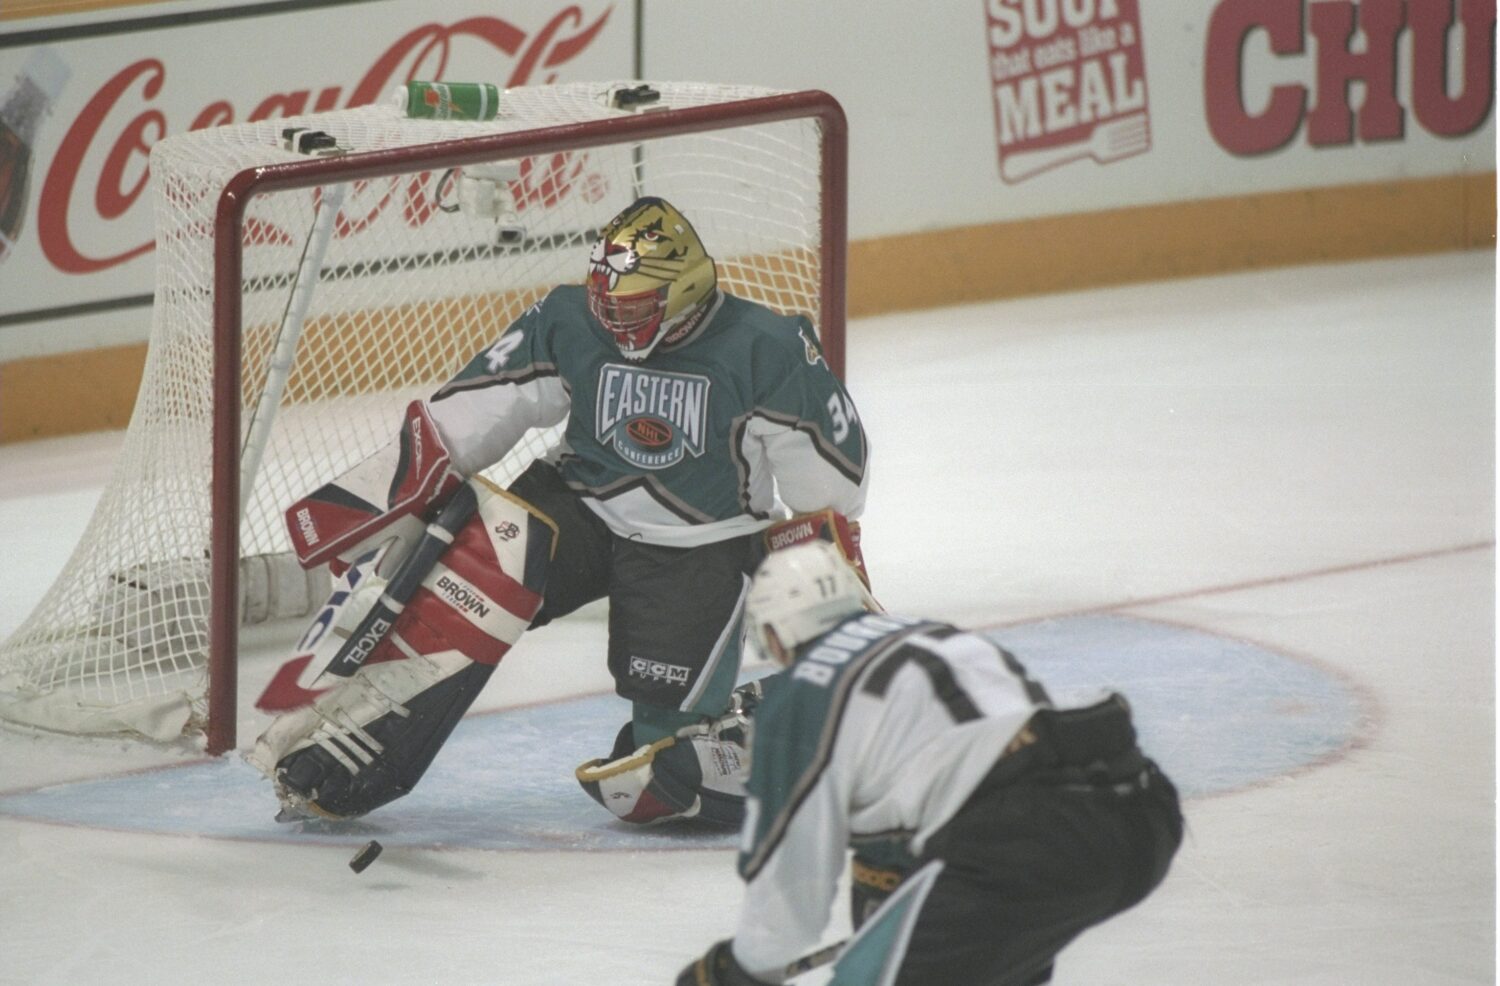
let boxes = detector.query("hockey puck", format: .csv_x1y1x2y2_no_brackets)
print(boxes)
349,840,383,873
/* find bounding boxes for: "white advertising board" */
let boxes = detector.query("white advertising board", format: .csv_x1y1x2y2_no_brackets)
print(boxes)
653,0,1494,235
0,0,1493,361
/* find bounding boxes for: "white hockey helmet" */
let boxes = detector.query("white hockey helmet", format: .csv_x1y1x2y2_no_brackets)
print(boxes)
746,541,870,663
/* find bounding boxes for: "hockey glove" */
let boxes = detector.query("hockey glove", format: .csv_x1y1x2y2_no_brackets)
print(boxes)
763,508,873,595
676,940,776,986
848,837,916,930
285,400,465,575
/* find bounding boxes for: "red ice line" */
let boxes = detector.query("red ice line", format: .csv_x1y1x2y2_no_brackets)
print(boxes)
985,539,1495,629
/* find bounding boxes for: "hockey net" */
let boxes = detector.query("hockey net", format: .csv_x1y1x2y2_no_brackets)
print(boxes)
0,81,846,752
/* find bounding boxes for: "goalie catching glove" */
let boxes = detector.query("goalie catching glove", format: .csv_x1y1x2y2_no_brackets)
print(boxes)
575,680,765,826
247,477,556,821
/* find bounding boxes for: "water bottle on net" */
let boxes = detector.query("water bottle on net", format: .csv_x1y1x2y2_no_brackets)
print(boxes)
391,81,501,121
0,47,70,266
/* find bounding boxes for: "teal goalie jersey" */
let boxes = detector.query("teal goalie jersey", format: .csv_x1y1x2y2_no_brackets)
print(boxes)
426,286,869,547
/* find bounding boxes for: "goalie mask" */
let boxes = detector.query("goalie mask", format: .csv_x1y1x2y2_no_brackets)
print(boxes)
587,197,717,360
746,541,870,664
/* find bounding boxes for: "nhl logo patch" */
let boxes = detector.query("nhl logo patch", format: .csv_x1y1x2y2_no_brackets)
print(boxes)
596,364,710,470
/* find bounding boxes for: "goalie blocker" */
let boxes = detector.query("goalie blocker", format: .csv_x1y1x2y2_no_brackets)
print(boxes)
247,476,557,820
286,399,465,578
762,508,868,589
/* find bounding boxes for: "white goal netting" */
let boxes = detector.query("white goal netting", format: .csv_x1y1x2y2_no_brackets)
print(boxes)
0,81,840,746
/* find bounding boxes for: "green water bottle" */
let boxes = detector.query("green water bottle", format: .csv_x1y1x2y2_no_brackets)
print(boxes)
393,81,500,121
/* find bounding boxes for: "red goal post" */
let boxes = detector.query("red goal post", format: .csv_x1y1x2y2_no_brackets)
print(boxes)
205,87,848,753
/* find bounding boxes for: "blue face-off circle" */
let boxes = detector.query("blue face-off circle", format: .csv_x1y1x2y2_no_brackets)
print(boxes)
0,613,1366,851
988,613,1368,799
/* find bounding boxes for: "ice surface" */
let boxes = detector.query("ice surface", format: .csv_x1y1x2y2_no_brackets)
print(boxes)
0,252,1492,985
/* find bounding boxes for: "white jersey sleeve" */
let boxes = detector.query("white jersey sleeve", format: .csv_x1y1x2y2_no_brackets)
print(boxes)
424,297,571,477
740,319,869,520
731,772,852,979
745,414,870,518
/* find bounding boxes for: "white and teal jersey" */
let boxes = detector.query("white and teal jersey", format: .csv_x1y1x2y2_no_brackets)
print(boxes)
426,286,869,547
730,614,1058,980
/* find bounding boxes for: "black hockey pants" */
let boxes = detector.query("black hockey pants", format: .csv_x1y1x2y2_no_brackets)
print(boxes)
831,698,1184,986
508,462,760,715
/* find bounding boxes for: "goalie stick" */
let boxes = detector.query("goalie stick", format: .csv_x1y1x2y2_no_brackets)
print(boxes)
253,544,381,711
240,130,351,516
238,180,346,514
253,483,481,711
784,940,844,979
315,480,480,682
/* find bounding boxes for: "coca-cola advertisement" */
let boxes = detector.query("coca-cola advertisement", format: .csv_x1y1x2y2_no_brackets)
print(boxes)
0,1,627,356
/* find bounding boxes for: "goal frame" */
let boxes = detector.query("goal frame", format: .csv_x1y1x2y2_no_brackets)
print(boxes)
205,89,848,754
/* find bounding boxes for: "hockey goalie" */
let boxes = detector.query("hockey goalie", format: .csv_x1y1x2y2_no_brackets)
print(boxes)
249,195,871,825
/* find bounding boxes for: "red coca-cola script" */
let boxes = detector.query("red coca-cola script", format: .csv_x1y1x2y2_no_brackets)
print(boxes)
37,7,612,274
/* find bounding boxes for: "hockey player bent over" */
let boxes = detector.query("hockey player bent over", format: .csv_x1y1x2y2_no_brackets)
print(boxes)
677,542,1182,986
249,197,870,828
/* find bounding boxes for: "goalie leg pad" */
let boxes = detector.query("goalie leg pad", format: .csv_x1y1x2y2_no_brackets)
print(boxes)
260,652,495,820
249,479,557,819
396,478,556,667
